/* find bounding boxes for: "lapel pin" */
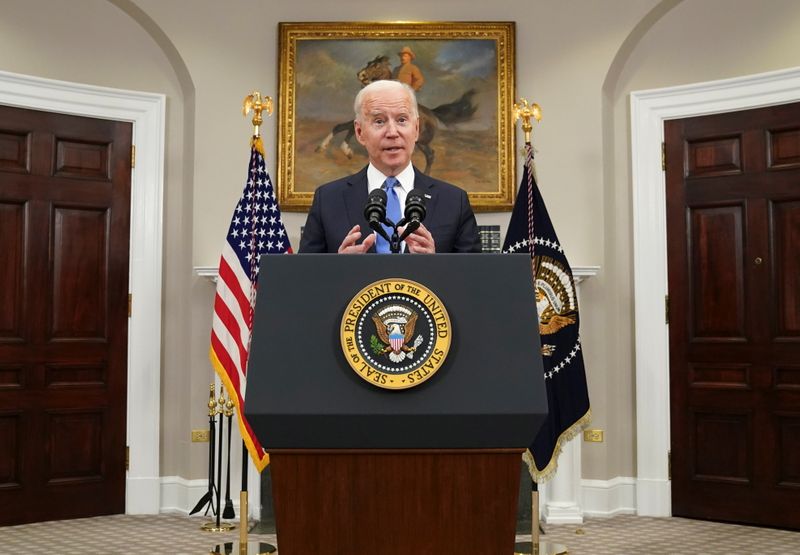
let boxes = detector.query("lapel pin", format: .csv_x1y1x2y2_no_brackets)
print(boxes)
424,194,432,199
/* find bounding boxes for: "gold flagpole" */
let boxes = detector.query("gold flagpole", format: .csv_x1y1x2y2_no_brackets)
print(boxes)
510,99,567,555
209,90,276,555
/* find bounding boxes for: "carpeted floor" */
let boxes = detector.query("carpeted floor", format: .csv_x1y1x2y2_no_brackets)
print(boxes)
0,513,798,554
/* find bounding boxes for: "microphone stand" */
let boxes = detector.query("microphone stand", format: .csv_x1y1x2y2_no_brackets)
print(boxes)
390,226,401,253
368,220,391,245
397,219,420,242
377,216,401,254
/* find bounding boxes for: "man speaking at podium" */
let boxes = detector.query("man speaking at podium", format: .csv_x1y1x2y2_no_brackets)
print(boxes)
299,80,480,254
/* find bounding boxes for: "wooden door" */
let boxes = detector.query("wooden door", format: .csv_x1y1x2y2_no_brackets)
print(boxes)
0,105,131,525
666,102,800,529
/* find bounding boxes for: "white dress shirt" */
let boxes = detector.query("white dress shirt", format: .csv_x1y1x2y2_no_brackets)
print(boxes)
366,162,415,251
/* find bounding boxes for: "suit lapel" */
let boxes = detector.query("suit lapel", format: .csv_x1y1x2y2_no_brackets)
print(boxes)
413,167,439,226
343,166,375,253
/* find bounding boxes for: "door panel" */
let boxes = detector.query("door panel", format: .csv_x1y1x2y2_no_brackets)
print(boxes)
685,135,742,178
767,127,800,169
689,363,751,389
689,205,745,340
775,413,800,487
54,138,111,180
0,413,22,487
51,206,109,339
0,131,30,173
0,202,25,338
691,410,751,483
46,409,105,483
771,200,800,337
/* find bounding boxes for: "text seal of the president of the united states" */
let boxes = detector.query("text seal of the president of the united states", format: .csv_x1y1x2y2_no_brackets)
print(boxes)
340,278,451,390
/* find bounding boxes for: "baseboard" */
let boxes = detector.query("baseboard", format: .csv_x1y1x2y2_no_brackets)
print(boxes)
160,476,208,514
543,502,585,524
159,476,243,515
581,477,637,517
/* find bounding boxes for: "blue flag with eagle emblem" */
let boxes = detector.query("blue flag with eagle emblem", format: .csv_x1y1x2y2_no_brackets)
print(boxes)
502,148,591,482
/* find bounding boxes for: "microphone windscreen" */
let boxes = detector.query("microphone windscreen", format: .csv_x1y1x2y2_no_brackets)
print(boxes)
364,187,388,223
368,188,387,205
405,188,427,222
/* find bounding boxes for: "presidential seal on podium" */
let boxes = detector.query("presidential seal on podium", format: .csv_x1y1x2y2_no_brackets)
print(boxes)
341,278,451,390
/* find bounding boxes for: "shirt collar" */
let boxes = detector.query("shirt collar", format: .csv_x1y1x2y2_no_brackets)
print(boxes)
367,162,414,194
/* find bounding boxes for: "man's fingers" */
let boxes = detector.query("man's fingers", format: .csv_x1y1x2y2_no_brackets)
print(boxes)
405,223,435,253
337,225,362,253
338,225,376,254
361,233,376,250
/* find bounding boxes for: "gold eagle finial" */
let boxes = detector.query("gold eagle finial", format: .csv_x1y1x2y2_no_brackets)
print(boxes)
243,91,273,155
512,98,542,145
242,91,273,139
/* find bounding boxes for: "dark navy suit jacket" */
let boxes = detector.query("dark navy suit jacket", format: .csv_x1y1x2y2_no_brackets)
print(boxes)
299,166,481,253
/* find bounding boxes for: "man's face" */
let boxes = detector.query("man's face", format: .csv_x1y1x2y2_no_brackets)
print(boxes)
354,88,419,176
400,52,412,64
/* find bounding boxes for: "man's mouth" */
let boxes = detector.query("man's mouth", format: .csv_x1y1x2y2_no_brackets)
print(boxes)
383,146,403,152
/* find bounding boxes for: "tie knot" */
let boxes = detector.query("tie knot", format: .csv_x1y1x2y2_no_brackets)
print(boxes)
383,177,399,190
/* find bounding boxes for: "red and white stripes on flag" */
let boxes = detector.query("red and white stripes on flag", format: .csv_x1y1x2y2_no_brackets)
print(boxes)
209,143,292,472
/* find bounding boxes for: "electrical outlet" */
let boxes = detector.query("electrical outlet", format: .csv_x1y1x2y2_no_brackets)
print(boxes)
583,429,604,443
192,429,210,442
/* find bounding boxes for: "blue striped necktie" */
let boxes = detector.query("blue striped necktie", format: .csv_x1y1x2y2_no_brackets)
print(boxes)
375,177,400,253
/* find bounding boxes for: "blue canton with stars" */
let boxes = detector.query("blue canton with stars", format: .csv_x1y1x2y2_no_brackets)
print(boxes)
227,148,292,277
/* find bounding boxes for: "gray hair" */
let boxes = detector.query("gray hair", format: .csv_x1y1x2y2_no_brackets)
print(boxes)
353,80,419,122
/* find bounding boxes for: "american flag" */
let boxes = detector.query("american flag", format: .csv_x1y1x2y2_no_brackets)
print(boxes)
209,144,292,472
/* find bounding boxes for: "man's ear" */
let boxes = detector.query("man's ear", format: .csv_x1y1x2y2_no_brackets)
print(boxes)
354,120,366,146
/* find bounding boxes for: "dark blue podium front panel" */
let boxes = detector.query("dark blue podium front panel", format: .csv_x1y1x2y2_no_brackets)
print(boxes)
245,253,547,449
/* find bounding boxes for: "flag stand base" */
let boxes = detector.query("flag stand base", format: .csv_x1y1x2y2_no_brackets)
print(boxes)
209,541,276,555
202,522,235,532
513,491,568,554
209,491,277,554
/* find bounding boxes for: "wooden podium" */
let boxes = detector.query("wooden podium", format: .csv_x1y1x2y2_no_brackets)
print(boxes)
246,254,547,554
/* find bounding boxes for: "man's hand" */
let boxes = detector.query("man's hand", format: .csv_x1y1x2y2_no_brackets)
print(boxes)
400,223,436,254
337,225,376,254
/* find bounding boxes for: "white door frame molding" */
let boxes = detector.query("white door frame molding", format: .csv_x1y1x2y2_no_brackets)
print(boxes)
0,69,166,514
630,66,800,516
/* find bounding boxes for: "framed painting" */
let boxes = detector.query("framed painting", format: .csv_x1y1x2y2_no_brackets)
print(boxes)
277,21,516,211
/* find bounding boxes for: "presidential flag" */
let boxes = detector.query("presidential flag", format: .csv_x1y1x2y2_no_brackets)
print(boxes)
503,146,591,482
209,142,292,472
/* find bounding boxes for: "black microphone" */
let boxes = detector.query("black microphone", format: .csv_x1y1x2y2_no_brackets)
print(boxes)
404,188,427,224
364,188,390,241
364,188,387,225
399,188,427,240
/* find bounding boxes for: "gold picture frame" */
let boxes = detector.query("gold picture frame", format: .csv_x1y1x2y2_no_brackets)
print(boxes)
277,21,516,212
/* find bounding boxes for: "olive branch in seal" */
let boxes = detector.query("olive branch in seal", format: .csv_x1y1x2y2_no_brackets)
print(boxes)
370,335,386,355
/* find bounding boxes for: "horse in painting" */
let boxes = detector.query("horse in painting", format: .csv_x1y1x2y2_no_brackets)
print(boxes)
315,55,477,174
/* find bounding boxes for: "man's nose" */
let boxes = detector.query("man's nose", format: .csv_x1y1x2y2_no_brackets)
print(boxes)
385,120,399,135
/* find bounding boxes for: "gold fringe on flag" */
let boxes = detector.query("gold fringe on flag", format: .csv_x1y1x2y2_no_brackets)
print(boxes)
523,408,592,483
